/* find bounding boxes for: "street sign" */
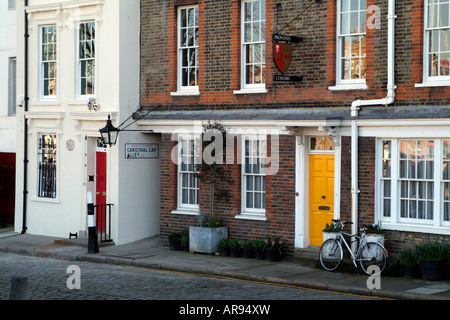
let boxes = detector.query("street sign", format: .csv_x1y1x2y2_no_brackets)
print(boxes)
125,143,159,159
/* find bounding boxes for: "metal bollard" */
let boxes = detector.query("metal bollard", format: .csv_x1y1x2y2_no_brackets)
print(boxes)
9,277,28,300
87,192,99,254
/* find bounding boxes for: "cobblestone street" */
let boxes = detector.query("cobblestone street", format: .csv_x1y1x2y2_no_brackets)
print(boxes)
0,252,375,301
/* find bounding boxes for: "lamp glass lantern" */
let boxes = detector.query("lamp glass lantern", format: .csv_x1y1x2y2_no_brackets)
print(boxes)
99,115,120,147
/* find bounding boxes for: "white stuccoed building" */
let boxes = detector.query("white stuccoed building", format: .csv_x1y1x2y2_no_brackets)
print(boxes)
0,0,17,228
14,0,161,245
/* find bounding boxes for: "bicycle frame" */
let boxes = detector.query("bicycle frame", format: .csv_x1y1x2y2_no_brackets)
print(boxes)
320,220,388,275
334,230,370,267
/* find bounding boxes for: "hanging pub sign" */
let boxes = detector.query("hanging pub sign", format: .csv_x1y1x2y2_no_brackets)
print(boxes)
273,42,292,73
272,34,302,82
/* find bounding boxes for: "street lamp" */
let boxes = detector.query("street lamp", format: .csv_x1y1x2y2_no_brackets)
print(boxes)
99,114,120,147
99,106,160,147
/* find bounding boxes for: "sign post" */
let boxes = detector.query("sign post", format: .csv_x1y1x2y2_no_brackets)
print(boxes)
87,191,99,254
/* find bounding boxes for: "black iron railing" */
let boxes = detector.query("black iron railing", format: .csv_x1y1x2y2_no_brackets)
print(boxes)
38,162,56,198
94,204,114,243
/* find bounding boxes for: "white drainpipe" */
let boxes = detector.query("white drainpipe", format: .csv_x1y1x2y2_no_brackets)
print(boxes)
350,0,396,240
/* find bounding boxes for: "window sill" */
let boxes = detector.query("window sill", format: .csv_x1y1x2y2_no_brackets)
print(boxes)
170,90,201,97
171,208,200,216
30,196,60,204
381,221,450,236
415,81,450,88
235,212,267,221
328,84,368,91
32,100,61,106
233,88,268,95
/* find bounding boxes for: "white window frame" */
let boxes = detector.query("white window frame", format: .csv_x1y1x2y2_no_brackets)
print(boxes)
8,57,16,116
423,0,450,83
335,0,367,86
172,5,200,96
77,21,96,99
37,133,58,199
174,136,200,214
40,25,57,100
239,136,267,220
8,0,16,10
235,0,267,94
376,138,450,235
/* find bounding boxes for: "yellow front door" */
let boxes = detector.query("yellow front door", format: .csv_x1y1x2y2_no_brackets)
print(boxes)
309,154,335,246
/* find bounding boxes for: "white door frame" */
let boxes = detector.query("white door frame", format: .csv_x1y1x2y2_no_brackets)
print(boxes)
294,130,342,248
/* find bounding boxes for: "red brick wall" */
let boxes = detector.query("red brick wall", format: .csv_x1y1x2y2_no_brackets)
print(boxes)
141,0,450,110
160,134,296,254
143,0,450,253
339,136,375,226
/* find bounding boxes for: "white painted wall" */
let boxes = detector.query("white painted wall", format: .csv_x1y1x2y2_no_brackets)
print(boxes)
0,1,17,153
14,0,159,245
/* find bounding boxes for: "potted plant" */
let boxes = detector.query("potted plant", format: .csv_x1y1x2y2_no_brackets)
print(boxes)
399,248,419,278
365,224,385,246
219,238,230,257
241,240,255,259
229,239,242,258
415,241,449,281
195,121,233,219
189,214,228,254
181,229,189,252
253,239,266,260
264,236,284,262
322,222,341,242
384,258,401,277
189,121,232,254
168,232,183,251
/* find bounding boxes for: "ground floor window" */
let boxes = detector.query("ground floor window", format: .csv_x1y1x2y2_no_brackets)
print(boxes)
378,139,450,231
242,137,266,215
38,134,57,198
177,137,199,210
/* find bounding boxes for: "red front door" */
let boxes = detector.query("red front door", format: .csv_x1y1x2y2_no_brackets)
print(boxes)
96,151,107,231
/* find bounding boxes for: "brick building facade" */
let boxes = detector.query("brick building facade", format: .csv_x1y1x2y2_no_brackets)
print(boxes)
138,0,450,255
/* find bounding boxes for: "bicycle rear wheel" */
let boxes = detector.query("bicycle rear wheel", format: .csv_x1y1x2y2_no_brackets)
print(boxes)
319,239,343,271
358,242,387,276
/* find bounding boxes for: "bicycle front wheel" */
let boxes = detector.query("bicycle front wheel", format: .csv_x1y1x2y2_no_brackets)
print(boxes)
319,239,343,271
358,242,387,276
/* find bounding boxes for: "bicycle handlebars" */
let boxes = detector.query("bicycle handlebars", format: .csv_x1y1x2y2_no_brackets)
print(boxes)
332,219,371,233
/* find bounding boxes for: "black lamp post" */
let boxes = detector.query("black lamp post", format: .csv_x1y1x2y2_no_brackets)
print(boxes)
99,114,120,147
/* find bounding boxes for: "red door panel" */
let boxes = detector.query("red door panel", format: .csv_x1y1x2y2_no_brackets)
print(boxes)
96,152,107,231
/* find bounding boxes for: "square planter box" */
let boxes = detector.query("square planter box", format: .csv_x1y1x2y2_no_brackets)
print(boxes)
323,232,339,243
189,226,228,254
365,234,385,246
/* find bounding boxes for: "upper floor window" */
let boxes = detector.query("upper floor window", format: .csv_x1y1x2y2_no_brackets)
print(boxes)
8,58,16,116
241,0,266,90
40,25,57,99
337,0,366,84
78,22,96,98
425,0,450,81
176,6,199,94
